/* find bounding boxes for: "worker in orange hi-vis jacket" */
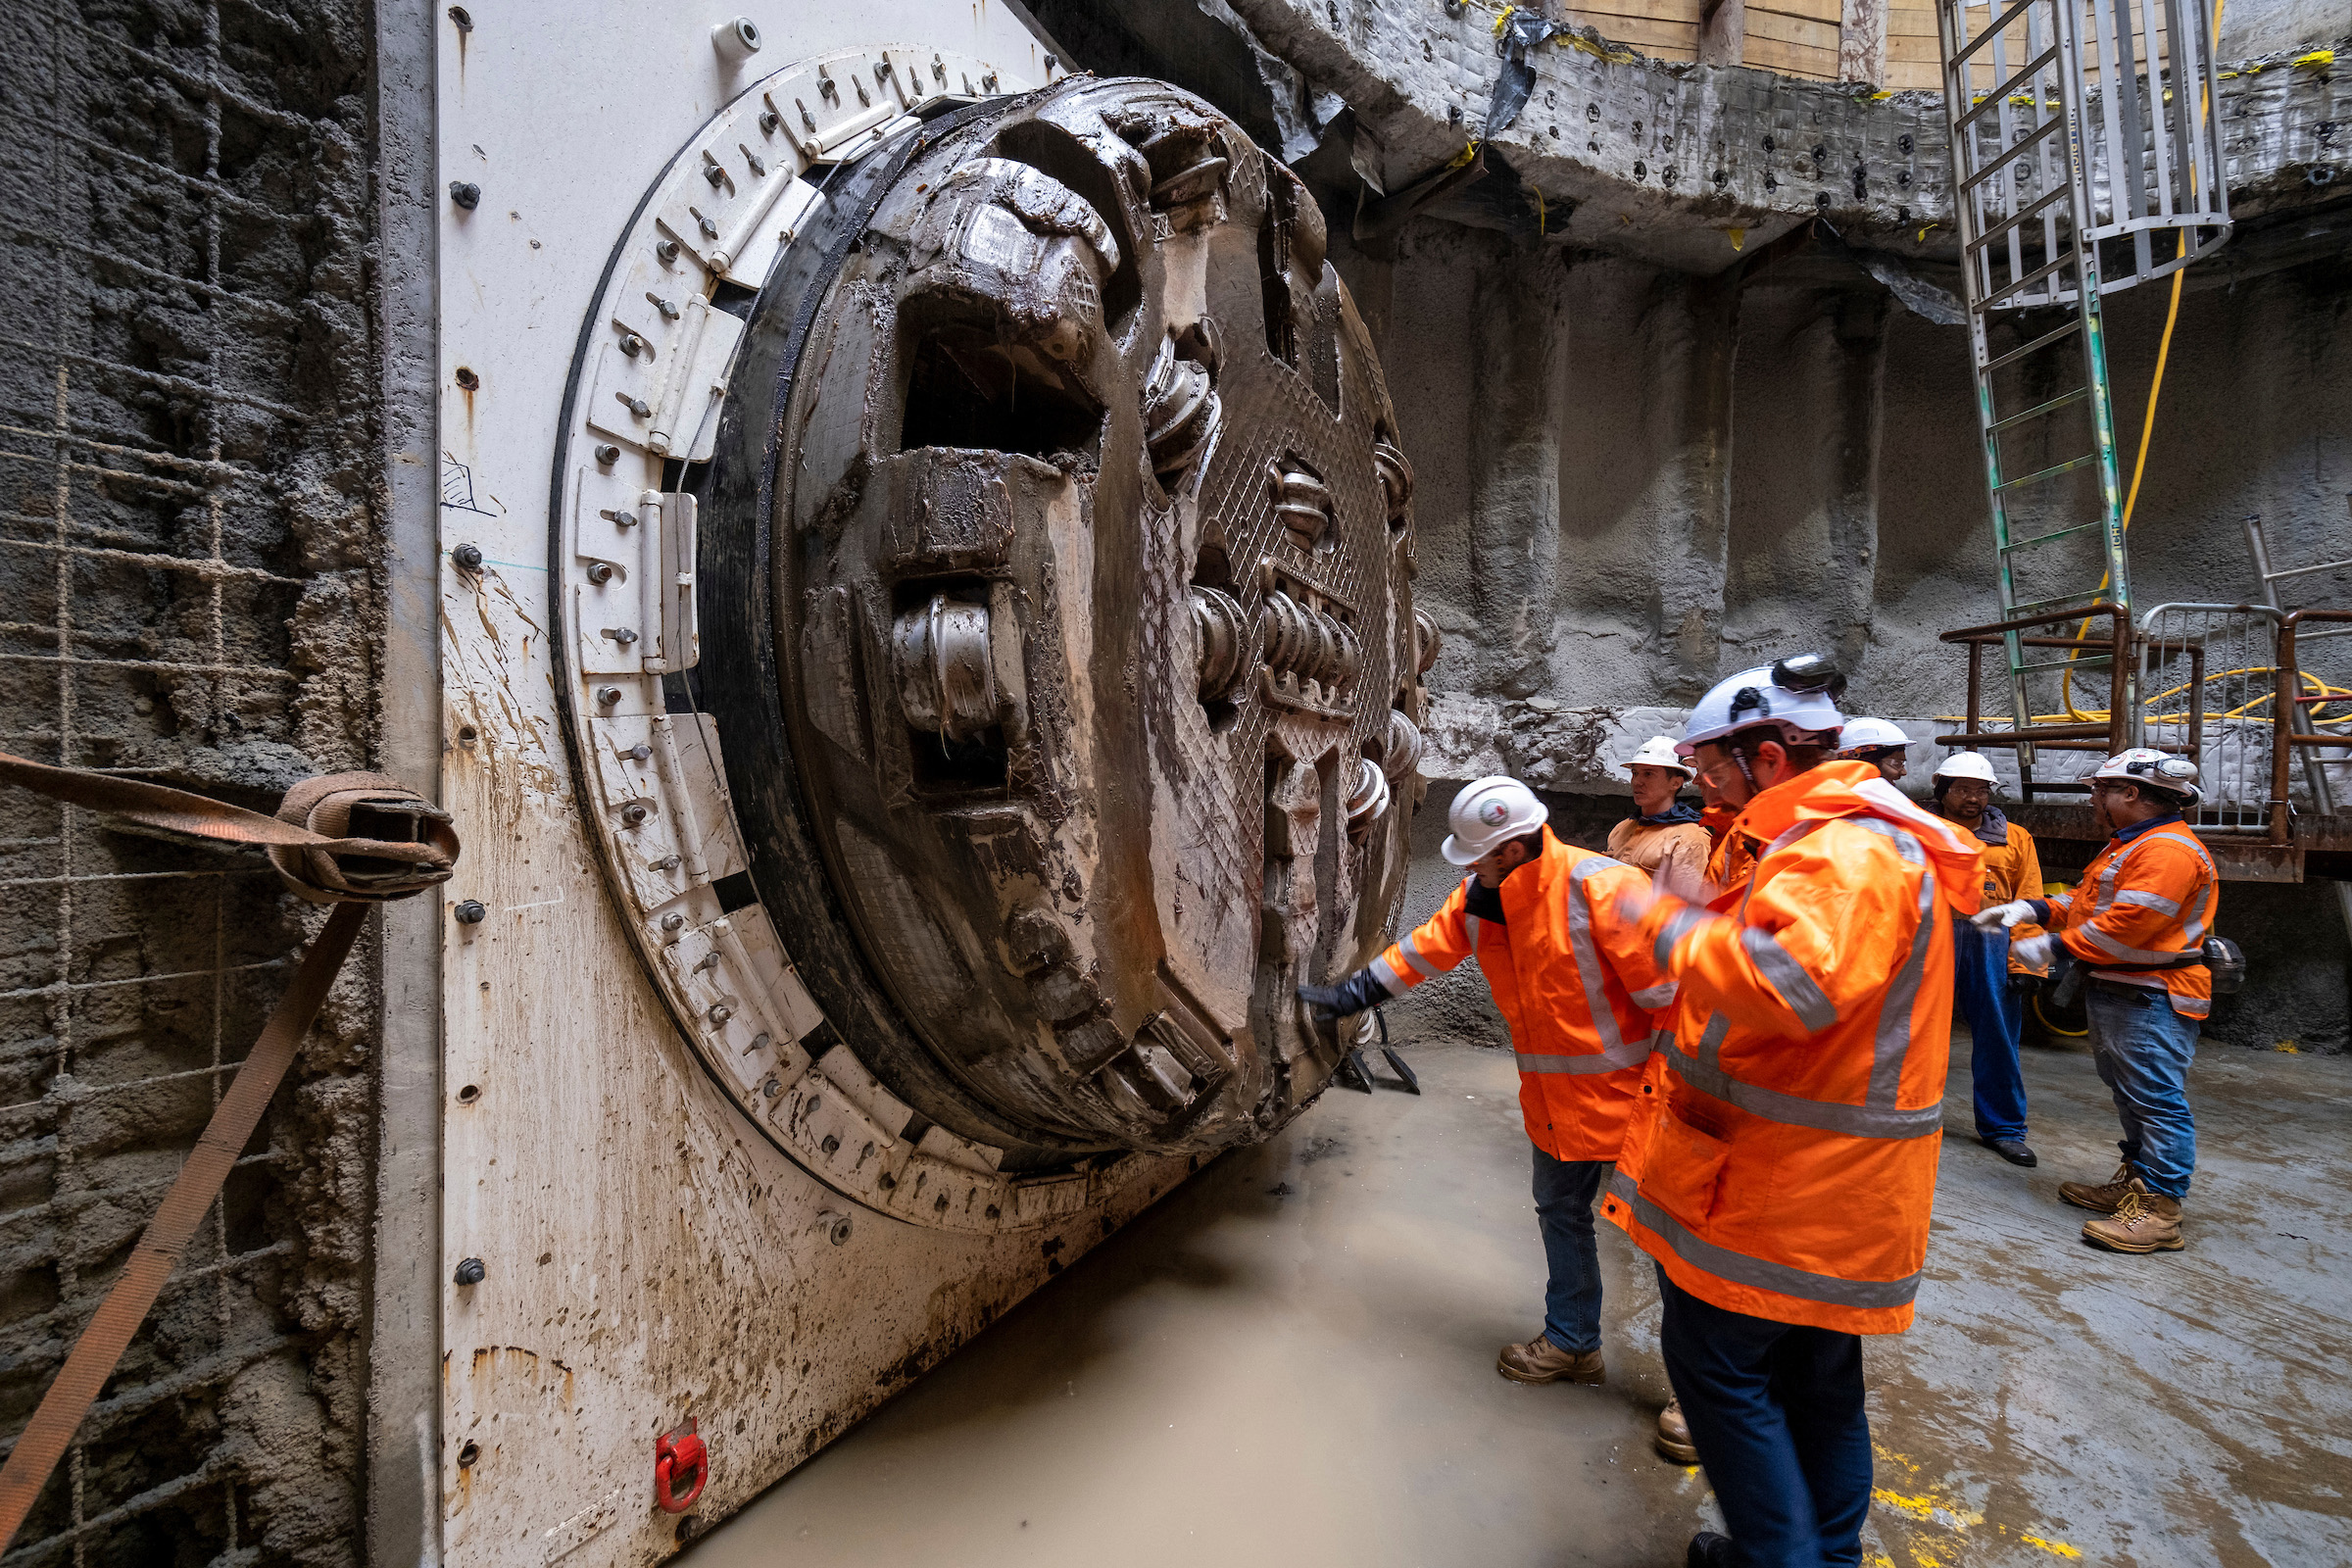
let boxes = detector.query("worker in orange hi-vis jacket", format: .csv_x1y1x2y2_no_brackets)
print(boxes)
1296,775,1693,1459
1600,655,1985,1568
1607,735,1713,900
1974,748,2223,1257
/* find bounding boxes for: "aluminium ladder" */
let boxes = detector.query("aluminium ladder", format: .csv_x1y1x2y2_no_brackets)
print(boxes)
1935,0,2230,767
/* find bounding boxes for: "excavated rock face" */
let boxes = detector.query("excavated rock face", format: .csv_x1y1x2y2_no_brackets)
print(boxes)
765,80,1426,1153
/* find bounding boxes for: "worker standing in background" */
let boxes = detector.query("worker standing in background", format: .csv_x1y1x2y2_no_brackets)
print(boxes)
1933,753,2046,1168
1974,750,2219,1254
1601,657,1984,1568
1838,716,1913,783
1607,737,1712,899
1298,776,1691,1458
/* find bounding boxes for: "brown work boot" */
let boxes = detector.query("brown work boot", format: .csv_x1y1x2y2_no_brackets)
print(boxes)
1496,1333,1604,1385
2060,1163,2141,1214
2082,1190,2184,1253
1654,1398,1698,1463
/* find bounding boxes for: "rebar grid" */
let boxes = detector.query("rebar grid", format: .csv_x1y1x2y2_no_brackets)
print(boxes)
0,3,372,1563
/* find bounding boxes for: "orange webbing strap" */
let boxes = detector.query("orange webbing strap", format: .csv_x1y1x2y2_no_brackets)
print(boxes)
0,754,459,1551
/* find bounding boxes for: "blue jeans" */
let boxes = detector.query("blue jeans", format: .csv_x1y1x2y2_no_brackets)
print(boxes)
2085,984,2200,1199
1532,1148,1608,1352
1658,1266,1871,1568
1951,918,2028,1141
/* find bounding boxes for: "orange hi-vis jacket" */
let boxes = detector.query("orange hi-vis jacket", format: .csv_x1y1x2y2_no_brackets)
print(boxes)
2039,816,2220,1018
1370,827,1675,1161
1602,761,1985,1335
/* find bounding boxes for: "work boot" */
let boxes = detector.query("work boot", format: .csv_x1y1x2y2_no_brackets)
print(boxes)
1495,1333,1604,1385
2082,1190,2184,1253
2060,1163,2141,1213
1981,1136,2038,1167
1687,1531,1735,1567
1654,1398,1698,1463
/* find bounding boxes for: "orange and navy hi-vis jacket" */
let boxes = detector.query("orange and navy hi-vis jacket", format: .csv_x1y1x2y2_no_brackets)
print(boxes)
2036,815,2219,1018
1602,761,1985,1336
1370,826,1675,1162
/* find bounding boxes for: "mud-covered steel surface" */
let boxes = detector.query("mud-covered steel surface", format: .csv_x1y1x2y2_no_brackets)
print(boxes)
754,80,1426,1156
0,3,383,1563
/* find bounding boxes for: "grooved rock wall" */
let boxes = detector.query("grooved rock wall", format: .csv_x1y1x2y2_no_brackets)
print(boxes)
0,3,382,1562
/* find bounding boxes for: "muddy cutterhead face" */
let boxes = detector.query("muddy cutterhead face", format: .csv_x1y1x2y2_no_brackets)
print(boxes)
699,78,1431,1158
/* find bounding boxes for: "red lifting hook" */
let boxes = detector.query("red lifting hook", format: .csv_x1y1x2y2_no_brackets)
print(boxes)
655,1419,708,1513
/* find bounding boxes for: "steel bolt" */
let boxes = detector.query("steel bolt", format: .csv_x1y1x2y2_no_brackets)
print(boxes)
760,109,780,133
762,1077,781,1098
653,856,681,871
819,1134,840,1154
452,543,483,569
597,685,622,705
621,803,649,825
661,913,685,934
710,1004,732,1025
619,332,645,358
453,1256,486,1286
453,899,487,924
586,562,612,584
625,743,652,760
610,626,639,645
827,1213,853,1246
448,180,481,210
656,238,680,264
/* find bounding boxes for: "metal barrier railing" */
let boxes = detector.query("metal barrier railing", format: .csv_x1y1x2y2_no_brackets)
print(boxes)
2272,610,2352,843
1937,604,2130,799
2134,603,2281,835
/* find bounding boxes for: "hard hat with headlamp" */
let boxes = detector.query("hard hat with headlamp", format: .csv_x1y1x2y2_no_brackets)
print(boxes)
2090,748,2203,805
1675,654,1848,759
1441,775,1548,864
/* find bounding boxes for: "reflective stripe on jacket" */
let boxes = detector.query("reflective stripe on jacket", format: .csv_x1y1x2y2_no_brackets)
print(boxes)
1373,827,1674,1161
2043,819,2218,1018
1603,762,1985,1336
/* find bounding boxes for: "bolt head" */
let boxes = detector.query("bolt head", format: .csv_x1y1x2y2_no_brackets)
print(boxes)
453,1256,486,1286
448,180,481,210
657,238,680,264
452,543,483,569
453,899,487,924
597,685,622,705
587,562,612,585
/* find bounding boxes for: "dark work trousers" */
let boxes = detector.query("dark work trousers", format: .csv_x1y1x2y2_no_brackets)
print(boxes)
1951,917,2029,1142
1657,1265,1872,1568
1532,1148,1609,1353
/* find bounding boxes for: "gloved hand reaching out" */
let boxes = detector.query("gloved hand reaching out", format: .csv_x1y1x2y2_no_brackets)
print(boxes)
2009,933,2055,970
1971,899,2038,932
1298,969,1389,1028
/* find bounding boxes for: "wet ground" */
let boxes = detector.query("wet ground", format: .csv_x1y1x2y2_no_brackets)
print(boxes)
692,1030,2352,1568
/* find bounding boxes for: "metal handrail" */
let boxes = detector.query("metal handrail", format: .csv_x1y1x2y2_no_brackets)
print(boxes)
2271,610,2352,843
1938,606,2131,784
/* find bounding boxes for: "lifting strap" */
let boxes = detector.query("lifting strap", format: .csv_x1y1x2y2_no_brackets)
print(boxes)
0,754,459,1552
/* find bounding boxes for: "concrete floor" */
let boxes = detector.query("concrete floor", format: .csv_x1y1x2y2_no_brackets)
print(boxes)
692,1029,2352,1568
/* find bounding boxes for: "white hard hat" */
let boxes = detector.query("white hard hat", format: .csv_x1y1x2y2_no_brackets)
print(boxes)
1933,751,1999,784
2091,748,2202,805
1442,775,1547,864
1624,735,1695,778
1677,654,1847,758
1839,716,1910,753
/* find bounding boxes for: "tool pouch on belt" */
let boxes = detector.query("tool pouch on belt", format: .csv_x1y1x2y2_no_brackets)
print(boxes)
0,754,458,1551
2050,937,2245,1003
